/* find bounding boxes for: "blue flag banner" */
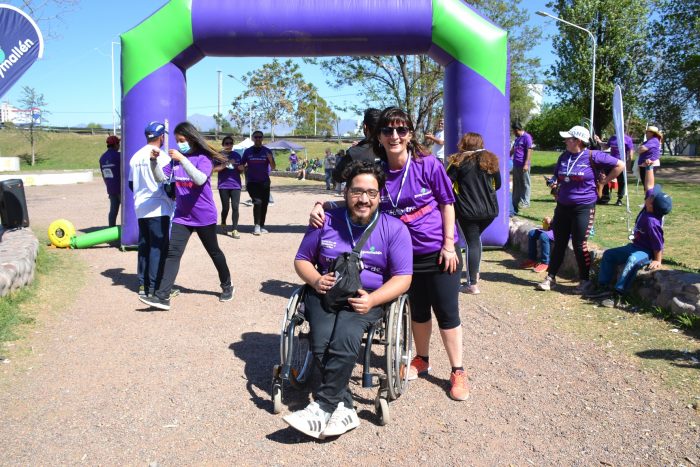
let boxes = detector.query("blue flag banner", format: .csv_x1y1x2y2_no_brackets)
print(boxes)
0,4,44,99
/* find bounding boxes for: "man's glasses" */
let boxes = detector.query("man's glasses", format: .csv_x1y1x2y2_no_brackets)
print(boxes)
253,135,263,140
348,187,379,199
223,141,233,146
380,126,410,137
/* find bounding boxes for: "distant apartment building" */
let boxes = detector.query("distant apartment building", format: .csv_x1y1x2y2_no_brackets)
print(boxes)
0,102,41,125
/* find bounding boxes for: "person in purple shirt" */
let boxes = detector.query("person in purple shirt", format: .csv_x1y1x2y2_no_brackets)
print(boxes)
586,166,671,307
213,135,242,239
288,151,298,172
284,161,412,439
536,125,624,294
510,121,533,216
99,135,121,227
638,125,663,188
309,107,469,402
240,130,276,235
139,121,233,311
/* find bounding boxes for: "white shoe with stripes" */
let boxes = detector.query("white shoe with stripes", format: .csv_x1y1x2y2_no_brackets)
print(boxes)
321,402,360,437
282,402,331,439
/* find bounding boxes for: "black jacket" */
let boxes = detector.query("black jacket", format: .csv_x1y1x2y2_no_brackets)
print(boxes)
447,156,501,221
332,139,380,183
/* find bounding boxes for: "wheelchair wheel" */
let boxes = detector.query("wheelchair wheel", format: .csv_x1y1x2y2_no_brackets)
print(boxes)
375,396,391,426
280,286,314,389
385,294,412,400
271,366,283,414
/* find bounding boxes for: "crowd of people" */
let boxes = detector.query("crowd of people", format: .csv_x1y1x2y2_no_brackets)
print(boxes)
99,108,671,440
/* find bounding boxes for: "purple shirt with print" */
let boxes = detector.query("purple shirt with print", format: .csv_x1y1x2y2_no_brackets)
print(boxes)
638,137,660,166
632,190,664,252
295,209,413,291
99,148,121,196
164,153,217,226
380,154,458,256
512,132,533,167
242,146,273,183
217,151,242,190
553,149,620,206
608,134,634,159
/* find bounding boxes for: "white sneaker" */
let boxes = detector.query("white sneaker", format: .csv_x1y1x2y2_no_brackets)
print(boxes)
282,402,331,439
253,225,261,236
535,275,555,291
321,402,360,437
260,227,269,234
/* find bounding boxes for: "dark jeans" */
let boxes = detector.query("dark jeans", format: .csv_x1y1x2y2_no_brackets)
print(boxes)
598,243,652,293
528,229,552,264
325,169,333,189
456,217,494,285
219,188,241,229
108,194,120,227
305,289,383,413
137,216,170,294
549,202,596,281
155,222,231,300
247,181,271,227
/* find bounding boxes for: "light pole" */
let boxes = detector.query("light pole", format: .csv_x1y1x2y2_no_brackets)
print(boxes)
536,10,597,135
227,73,253,139
110,41,120,135
216,70,222,138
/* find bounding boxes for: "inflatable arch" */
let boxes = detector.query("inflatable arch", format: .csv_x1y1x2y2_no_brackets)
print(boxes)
120,0,510,247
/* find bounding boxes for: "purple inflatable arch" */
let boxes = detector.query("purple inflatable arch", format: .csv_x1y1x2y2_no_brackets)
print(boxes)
120,0,510,247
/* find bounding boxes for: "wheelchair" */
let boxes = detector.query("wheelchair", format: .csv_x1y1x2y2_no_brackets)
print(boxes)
271,285,412,425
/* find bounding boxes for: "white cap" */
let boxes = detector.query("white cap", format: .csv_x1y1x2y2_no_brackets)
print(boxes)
559,125,590,142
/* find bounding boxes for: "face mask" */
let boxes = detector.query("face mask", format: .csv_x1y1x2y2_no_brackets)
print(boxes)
177,141,191,153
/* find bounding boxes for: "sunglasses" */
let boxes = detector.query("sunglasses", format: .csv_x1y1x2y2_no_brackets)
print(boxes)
348,187,380,199
380,126,410,137
223,141,233,146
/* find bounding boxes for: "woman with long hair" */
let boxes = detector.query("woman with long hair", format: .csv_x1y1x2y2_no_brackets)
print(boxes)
447,132,501,294
310,107,469,401
213,135,242,239
139,121,234,310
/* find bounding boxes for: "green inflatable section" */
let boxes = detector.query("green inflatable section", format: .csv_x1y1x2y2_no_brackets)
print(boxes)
71,226,121,249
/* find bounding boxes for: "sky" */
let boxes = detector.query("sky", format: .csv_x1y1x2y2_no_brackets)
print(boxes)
1,0,560,129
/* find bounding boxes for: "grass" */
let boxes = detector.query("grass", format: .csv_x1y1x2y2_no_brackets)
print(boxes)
521,150,700,272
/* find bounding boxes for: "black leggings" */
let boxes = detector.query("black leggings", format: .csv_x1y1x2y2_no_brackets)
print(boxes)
456,217,494,285
247,181,270,227
409,251,463,330
219,188,241,229
548,202,595,281
155,222,231,300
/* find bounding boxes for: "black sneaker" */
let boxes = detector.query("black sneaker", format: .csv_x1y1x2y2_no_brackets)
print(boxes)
615,199,623,206
220,285,235,302
139,295,171,310
585,288,613,299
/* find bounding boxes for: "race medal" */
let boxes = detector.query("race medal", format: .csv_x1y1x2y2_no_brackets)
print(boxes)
628,234,635,241
564,176,571,183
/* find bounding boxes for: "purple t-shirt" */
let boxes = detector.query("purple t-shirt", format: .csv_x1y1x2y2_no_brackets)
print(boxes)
553,149,620,206
608,135,634,159
289,153,298,164
217,151,243,190
295,209,413,291
380,154,458,256
512,132,533,167
638,137,660,166
99,148,121,196
632,190,664,252
537,228,555,242
164,153,217,226
242,146,273,183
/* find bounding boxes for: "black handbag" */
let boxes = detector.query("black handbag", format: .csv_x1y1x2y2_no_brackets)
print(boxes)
322,214,379,312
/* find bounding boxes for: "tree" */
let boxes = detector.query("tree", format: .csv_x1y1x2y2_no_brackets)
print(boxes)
545,0,651,136
212,113,233,137
228,59,307,140
525,102,581,150
18,86,47,166
7,0,80,38
294,86,338,136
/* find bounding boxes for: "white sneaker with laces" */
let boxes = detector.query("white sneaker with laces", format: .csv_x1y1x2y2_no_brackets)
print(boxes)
282,402,331,439
535,275,555,291
253,225,261,236
321,402,360,437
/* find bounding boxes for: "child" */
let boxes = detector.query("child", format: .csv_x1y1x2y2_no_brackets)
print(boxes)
586,166,671,307
521,216,554,273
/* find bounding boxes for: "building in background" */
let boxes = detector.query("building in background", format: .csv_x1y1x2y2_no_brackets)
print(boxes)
0,102,41,125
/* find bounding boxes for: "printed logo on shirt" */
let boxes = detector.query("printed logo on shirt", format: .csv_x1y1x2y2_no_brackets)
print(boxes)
414,187,432,198
361,245,383,256
321,240,336,249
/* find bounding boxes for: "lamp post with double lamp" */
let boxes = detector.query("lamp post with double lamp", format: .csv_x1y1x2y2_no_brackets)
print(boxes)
536,10,597,135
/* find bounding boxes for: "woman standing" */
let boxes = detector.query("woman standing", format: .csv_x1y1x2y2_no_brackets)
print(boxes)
310,107,469,401
536,125,624,294
447,132,501,295
637,126,663,188
139,121,234,311
214,135,242,239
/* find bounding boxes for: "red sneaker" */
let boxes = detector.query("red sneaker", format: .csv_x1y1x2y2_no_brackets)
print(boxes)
407,356,431,381
520,259,537,269
533,263,549,273
449,370,470,401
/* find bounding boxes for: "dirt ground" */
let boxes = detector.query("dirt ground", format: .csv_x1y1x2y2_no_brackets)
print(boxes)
0,178,699,465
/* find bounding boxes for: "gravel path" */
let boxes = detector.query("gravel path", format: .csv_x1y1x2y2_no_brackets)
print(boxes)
0,178,698,465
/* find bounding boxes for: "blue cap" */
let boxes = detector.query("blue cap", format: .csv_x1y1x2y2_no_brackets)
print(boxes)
144,121,166,139
651,185,672,216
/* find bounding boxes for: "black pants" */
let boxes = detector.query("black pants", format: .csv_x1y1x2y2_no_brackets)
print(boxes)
155,223,231,300
247,181,270,227
549,202,596,281
305,289,383,413
409,250,463,330
108,194,120,227
137,215,170,294
219,188,241,229
601,170,627,203
456,217,494,285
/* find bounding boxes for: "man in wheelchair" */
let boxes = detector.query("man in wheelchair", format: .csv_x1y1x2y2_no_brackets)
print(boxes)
284,161,412,439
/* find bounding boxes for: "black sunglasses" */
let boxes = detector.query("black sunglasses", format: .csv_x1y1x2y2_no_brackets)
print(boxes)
380,126,410,137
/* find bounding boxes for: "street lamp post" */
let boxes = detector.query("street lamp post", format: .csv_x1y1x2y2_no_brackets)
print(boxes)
216,70,222,138
536,10,597,135
110,41,120,135
227,74,253,139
